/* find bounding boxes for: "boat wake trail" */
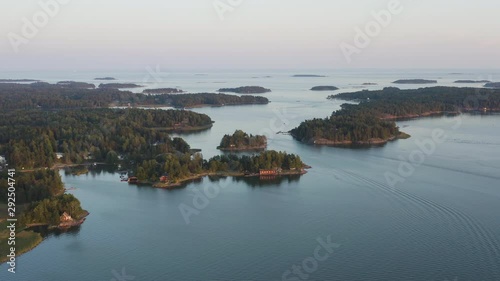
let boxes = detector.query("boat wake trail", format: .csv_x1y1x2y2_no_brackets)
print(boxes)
338,169,500,272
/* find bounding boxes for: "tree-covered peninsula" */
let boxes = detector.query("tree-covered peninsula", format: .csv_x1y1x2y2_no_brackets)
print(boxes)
291,86,500,146
0,108,213,169
217,130,267,151
0,170,88,263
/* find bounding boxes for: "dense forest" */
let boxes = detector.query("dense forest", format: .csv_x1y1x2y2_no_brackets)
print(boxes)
292,86,500,144
0,108,212,169
0,82,268,110
0,170,64,205
218,130,267,151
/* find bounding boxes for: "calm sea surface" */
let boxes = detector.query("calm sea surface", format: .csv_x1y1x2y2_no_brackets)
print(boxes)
1,70,500,281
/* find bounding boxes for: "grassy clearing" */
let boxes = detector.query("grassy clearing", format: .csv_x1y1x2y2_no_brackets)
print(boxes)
0,220,44,264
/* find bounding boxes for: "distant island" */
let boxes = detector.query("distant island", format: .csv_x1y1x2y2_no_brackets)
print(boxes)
217,130,267,151
143,88,184,94
484,82,500,88
0,79,39,82
164,93,269,108
454,80,491,83
393,79,438,84
98,83,143,89
293,74,327,78
57,81,96,89
0,82,269,110
94,77,116,80
362,83,378,85
218,86,271,94
310,86,339,91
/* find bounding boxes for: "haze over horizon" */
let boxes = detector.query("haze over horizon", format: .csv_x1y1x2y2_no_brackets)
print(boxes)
2,0,500,71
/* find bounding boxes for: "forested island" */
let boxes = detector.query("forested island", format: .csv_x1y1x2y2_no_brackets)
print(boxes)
217,130,267,151
393,79,437,84
0,82,269,110
137,150,308,189
98,83,143,89
310,86,339,91
218,86,271,94
291,86,500,146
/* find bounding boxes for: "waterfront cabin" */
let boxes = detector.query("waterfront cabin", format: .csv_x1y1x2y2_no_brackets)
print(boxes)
128,177,139,184
160,175,169,182
60,212,73,222
260,169,278,176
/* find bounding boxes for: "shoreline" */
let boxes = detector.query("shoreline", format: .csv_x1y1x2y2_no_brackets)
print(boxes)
25,210,90,229
142,169,309,189
294,132,411,147
218,146,267,152
0,210,89,264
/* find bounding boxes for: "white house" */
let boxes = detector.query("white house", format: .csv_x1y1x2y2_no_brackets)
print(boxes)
0,155,6,164
56,153,64,160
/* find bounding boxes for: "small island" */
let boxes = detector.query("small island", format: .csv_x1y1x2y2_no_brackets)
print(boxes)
218,86,271,94
454,80,490,83
484,82,500,88
362,83,378,85
310,86,339,91
393,79,437,84
143,88,184,94
293,74,327,78
217,130,267,151
98,83,143,89
94,77,116,80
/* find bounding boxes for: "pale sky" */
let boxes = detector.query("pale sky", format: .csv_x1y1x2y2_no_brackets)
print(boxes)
1,0,499,70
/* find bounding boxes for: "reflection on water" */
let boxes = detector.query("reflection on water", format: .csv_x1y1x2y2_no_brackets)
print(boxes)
231,174,302,188
27,225,82,239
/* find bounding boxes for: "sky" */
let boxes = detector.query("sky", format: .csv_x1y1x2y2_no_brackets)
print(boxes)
1,0,500,71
